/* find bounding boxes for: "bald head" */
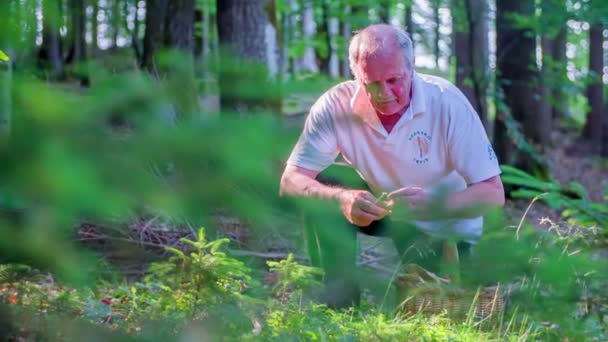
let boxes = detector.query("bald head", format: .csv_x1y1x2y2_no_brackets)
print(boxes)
348,24,415,80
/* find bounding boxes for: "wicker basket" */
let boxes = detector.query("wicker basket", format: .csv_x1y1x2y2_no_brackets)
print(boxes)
397,282,505,319
396,241,506,320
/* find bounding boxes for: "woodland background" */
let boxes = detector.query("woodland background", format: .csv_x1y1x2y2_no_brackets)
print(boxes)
0,0,607,340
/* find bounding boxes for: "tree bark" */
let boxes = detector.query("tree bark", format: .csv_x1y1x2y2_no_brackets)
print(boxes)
0,60,10,144
453,0,489,127
404,0,414,40
217,0,275,114
142,0,169,71
494,0,545,170
299,0,318,73
432,0,440,68
582,23,604,154
339,3,352,78
317,1,332,75
41,0,64,80
91,0,99,56
550,27,568,121
164,0,195,51
70,0,88,85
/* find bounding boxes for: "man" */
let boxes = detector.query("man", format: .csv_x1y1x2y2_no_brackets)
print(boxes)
280,24,504,307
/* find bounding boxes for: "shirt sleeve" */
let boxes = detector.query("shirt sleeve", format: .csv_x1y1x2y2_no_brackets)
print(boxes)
446,93,501,185
286,94,339,172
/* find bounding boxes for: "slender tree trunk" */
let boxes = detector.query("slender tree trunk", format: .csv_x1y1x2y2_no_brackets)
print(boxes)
194,8,203,56
453,0,489,127
582,23,604,154
377,1,390,24
299,0,318,73
70,0,86,63
551,27,567,120
112,0,121,49
0,3,10,144
539,33,553,142
280,0,291,77
494,0,544,170
0,60,10,144
91,0,99,56
265,0,280,79
317,1,331,75
70,0,89,86
432,0,440,68
404,1,414,40
339,3,352,78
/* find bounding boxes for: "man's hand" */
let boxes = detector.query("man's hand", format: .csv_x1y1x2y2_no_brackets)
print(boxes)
387,187,437,220
337,190,392,227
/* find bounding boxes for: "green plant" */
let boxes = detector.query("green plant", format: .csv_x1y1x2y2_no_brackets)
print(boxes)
501,165,608,232
266,253,323,302
146,227,252,297
0,50,9,63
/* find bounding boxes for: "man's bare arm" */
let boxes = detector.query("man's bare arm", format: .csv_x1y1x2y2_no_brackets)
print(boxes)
444,175,505,218
279,165,390,226
279,165,345,201
388,175,505,220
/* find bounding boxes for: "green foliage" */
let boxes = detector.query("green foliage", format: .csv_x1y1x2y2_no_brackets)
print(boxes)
501,165,608,231
266,253,323,301
146,227,252,297
0,50,9,63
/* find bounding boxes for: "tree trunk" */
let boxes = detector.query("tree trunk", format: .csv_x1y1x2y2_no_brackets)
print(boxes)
377,1,390,24
0,7,10,144
142,0,169,71
453,0,489,127
112,0,121,49
0,60,10,144
317,1,331,75
280,0,291,77
432,0,440,68
164,0,195,51
551,27,568,121
404,1,414,40
265,0,280,79
70,0,88,86
41,0,64,80
494,0,545,170
91,0,99,56
299,0,318,73
217,0,274,114
582,23,604,154
339,3,352,78
70,0,87,63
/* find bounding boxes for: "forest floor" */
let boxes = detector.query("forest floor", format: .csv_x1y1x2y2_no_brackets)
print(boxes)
504,128,608,232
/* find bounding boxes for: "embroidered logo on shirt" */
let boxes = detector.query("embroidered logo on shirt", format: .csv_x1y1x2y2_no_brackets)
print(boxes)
408,130,431,164
488,143,496,161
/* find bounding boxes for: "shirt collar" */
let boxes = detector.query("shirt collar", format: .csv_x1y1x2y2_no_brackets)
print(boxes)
350,72,427,133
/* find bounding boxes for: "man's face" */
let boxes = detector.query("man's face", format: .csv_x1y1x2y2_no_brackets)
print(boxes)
358,50,412,116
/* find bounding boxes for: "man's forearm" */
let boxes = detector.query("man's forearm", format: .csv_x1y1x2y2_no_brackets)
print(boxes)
279,169,345,201
443,177,505,219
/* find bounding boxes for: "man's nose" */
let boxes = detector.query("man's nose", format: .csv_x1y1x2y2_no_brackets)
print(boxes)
377,82,391,99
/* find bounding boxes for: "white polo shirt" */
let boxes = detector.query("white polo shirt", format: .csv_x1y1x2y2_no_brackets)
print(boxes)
286,72,501,242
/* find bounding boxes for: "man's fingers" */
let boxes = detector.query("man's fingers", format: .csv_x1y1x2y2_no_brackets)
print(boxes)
358,198,391,217
388,187,423,199
352,208,377,226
